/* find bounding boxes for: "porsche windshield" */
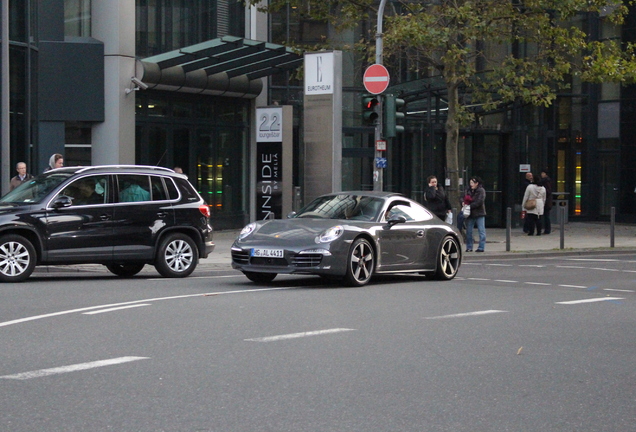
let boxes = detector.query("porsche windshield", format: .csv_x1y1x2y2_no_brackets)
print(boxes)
0,173,73,204
295,195,384,220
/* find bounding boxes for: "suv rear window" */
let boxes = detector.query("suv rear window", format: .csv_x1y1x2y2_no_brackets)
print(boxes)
117,175,151,202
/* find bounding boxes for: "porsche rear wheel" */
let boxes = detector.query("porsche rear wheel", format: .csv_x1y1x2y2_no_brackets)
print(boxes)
244,271,277,283
344,238,374,287
434,236,461,280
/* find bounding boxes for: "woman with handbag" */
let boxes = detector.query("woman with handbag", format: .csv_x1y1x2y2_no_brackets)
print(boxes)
464,176,487,252
522,174,547,236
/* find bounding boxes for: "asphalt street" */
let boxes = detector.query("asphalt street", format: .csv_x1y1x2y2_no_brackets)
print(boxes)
3,252,636,431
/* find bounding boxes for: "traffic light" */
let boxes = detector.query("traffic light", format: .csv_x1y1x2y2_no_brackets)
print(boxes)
384,94,405,137
362,94,380,125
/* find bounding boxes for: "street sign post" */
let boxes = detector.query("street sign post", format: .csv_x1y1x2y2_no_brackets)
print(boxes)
363,64,390,95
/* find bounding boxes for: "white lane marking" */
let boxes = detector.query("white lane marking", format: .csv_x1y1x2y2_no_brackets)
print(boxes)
494,280,517,283
0,287,291,329
556,265,587,269
467,278,490,281
558,284,587,289
556,297,624,305
83,304,151,315
245,328,356,342
525,282,551,286
566,259,618,262
519,265,546,267
485,264,513,267
590,268,619,272
0,356,149,380
425,310,507,320
603,289,635,293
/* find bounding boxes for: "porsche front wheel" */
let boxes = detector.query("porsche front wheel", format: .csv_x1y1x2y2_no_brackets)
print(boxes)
344,238,374,287
434,236,461,280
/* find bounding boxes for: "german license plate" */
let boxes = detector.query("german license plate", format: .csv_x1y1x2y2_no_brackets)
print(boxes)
251,248,284,258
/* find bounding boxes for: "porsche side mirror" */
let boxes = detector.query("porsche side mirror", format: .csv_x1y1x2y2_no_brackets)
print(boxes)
387,214,407,226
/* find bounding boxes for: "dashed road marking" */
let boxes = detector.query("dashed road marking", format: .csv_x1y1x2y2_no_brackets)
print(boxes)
0,357,149,380
425,310,508,320
245,328,356,342
556,297,624,305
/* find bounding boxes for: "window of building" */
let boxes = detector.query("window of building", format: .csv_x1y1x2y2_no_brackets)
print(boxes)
65,0,91,37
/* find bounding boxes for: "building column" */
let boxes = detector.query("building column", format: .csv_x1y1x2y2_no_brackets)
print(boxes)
90,0,136,165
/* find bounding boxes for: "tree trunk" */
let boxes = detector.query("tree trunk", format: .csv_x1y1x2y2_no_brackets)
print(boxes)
444,81,461,211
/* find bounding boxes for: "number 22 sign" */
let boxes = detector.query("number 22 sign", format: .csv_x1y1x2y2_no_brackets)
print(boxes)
256,107,283,143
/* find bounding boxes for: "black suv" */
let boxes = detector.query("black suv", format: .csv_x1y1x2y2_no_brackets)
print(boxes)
0,165,214,282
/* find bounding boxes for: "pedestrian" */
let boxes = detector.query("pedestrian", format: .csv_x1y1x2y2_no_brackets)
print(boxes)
522,172,533,233
522,174,547,236
423,175,452,221
539,169,553,234
44,153,64,172
464,176,487,252
9,162,34,191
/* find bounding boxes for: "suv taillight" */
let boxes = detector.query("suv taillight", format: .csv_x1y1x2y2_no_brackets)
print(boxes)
199,205,210,218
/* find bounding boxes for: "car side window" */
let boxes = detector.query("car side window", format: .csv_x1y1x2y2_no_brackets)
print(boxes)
150,176,168,201
385,201,433,222
118,175,151,203
61,175,108,206
165,178,179,200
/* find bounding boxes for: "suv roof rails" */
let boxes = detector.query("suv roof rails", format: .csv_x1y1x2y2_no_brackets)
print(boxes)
75,165,175,173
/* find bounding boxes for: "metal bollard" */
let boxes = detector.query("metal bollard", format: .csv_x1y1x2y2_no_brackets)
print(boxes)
506,207,511,252
559,206,565,249
611,207,615,248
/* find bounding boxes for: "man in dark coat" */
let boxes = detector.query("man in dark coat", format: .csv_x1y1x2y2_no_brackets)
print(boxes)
9,162,34,191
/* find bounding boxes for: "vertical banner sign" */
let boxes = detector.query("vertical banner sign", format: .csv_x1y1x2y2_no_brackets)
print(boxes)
256,107,283,219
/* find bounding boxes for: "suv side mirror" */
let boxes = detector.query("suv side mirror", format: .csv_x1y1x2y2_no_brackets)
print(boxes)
287,211,297,219
51,196,73,209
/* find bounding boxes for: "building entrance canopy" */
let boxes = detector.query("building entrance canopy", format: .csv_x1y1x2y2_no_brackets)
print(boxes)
138,36,303,99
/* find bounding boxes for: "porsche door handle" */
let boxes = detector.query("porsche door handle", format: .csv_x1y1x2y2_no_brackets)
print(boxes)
417,230,424,237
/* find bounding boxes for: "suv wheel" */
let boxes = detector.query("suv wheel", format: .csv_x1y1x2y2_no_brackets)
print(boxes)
106,263,145,277
0,235,37,282
155,233,197,278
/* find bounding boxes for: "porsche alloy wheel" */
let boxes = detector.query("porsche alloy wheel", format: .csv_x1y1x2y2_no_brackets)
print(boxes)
434,236,461,280
0,235,36,283
344,238,375,287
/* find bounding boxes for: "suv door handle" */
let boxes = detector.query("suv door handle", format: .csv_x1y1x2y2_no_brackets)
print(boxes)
100,214,111,221
156,212,168,218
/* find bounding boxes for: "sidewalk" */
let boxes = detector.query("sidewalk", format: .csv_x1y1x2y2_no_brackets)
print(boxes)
34,222,636,275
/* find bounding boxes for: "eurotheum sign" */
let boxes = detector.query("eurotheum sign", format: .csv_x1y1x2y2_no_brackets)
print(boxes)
304,52,334,95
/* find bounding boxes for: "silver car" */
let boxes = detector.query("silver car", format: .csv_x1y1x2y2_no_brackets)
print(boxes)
231,191,462,286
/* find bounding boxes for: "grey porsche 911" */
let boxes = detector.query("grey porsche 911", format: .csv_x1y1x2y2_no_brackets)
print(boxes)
231,191,462,286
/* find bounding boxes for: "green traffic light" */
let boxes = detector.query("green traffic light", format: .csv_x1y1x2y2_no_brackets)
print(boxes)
384,94,405,137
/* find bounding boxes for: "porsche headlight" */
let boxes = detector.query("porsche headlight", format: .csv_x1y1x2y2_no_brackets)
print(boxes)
318,225,344,243
238,222,257,239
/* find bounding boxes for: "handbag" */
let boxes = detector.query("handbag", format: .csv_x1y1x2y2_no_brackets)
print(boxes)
445,212,453,224
525,198,536,210
462,204,471,217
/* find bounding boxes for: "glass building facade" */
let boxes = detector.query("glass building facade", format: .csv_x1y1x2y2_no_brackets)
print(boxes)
3,2,636,226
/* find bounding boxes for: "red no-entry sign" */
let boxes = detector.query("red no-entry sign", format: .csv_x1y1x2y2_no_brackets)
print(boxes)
363,64,390,95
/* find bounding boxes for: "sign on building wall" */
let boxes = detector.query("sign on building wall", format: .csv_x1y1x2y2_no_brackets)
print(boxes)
256,107,283,219
304,52,334,95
